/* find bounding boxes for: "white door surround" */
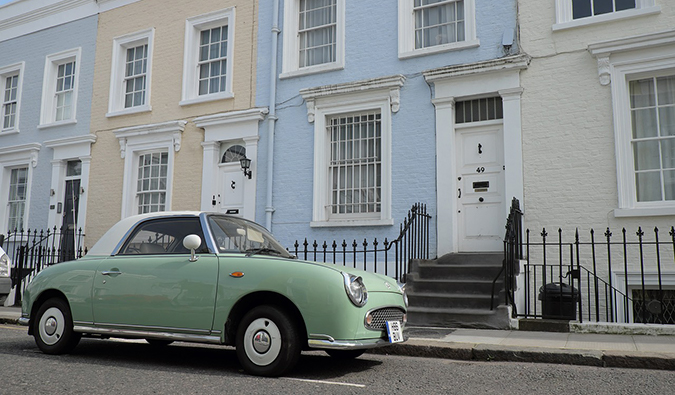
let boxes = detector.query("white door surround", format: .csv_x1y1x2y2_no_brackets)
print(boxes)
195,108,268,221
424,55,528,256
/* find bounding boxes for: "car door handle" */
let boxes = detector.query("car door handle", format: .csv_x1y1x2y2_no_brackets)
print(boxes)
101,271,122,276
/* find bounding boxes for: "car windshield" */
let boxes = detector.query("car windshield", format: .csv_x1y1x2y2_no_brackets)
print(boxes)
207,215,293,258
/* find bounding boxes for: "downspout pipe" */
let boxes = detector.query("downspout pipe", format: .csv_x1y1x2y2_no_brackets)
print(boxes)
265,0,280,231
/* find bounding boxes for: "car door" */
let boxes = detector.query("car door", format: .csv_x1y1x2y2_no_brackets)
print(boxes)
92,217,218,334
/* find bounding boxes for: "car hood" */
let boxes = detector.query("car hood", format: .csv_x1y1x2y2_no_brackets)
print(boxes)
306,260,401,294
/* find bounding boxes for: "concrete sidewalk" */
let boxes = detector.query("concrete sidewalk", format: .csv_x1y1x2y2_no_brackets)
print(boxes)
3,306,675,370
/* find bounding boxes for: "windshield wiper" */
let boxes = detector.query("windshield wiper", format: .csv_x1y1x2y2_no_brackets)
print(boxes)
245,248,284,257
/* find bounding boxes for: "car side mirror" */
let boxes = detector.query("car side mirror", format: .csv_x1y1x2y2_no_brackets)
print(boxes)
183,234,202,262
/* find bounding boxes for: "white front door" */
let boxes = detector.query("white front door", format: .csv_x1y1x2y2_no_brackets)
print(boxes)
456,124,505,251
217,163,245,217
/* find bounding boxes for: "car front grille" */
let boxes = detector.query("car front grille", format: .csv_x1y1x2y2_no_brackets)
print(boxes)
365,307,406,330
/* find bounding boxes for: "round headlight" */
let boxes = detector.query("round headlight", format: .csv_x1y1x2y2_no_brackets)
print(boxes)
342,272,368,307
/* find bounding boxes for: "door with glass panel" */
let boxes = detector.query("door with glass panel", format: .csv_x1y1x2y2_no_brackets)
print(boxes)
59,160,81,261
216,144,247,218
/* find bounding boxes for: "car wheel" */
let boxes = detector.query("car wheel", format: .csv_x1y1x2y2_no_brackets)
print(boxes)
325,349,366,359
33,298,81,355
146,339,174,346
235,305,301,377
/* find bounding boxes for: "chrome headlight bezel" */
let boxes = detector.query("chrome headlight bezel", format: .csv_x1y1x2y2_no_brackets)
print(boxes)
342,272,368,307
399,283,409,308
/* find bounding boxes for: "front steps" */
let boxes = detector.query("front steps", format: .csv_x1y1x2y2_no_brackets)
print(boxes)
406,253,512,329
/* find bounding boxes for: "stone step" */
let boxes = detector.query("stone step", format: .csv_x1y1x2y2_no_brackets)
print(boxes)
407,277,503,294
413,264,503,281
408,292,497,310
407,305,511,329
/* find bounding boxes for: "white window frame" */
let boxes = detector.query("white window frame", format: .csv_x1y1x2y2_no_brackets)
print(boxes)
281,0,345,79
0,62,24,136
300,75,404,227
107,29,154,117
0,143,39,233
553,0,660,31
114,120,186,219
180,8,235,107
398,0,478,59
39,48,81,128
589,30,675,217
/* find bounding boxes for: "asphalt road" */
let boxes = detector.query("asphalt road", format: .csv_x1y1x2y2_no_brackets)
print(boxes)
1,324,674,395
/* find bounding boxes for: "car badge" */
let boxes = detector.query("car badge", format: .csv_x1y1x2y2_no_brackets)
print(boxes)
385,282,392,290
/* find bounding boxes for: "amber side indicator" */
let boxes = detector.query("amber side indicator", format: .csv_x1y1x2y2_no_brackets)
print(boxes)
229,272,245,278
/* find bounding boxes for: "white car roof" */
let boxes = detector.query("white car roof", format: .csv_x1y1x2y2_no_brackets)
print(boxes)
87,211,203,256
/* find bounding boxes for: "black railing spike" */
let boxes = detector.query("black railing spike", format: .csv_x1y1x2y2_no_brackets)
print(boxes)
605,227,612,238
637,227,644,237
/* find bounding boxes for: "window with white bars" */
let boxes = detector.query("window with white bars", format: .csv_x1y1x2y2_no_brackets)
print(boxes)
124,44,148,108
7,167,28,232
40,48,80,126
630,75,675,203
455,97,503,124
572,0,635,19
299,0,337,68
181,9,234,105
2,74,18,131
414,0,465,49
328,112,382,216
198,25,229,95
136,152,168,214
55,61,75,122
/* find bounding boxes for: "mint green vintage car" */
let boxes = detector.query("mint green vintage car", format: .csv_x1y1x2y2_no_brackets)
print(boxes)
20,212,407,376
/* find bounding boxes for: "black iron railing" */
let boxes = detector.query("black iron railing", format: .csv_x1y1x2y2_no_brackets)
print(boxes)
290,203,431,282
1,227,87,306
502,221,675,324
491,197,523,311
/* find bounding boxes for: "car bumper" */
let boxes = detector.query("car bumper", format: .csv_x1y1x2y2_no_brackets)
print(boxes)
18,317,29,326
0,277,10,294
307,334,407,350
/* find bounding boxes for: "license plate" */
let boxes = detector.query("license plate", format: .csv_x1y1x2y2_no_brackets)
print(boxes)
386,320,403,343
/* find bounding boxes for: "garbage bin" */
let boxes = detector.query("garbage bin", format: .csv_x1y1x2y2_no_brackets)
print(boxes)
538,282,579,320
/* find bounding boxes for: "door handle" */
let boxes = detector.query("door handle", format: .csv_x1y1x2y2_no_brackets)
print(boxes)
101,271,122,276
458,188,461,198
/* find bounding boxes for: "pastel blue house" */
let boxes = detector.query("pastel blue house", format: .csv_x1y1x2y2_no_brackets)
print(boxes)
0,0,137,237
254,0,526,258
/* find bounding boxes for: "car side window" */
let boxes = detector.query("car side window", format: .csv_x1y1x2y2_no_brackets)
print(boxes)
118,217,208,255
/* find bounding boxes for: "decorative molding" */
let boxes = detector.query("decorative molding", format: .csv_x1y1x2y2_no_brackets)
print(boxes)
299,75,406,122
597,56,611,86
113,120,187,158
0,143,41,168
588,29,675,85
423,54,531,83
193,108,269,128
44,134,97,149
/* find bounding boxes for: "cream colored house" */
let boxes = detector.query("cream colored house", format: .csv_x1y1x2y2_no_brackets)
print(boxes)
87,0,264,243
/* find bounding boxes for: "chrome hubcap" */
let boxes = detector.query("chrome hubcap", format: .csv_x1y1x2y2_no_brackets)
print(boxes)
44,317,57,336
252,330,271,354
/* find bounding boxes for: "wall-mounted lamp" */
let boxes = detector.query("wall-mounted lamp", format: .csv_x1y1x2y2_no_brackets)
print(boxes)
240,158,252,179
50,189,55,197
80,186,85,195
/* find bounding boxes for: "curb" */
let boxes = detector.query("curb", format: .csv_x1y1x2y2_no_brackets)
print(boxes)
0,317,19,325
367,339,675,371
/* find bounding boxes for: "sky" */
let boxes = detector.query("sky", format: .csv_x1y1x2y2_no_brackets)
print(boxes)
0,0,18,7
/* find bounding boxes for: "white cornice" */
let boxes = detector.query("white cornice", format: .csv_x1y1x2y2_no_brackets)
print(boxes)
588,29,675,86
44,134,97,149
0,142,41,167
0,0,141,42
423,54,531,83
194,108,269,129
588,29,675,57
300,75,406,122
299,75,406,101
113,120,187,158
